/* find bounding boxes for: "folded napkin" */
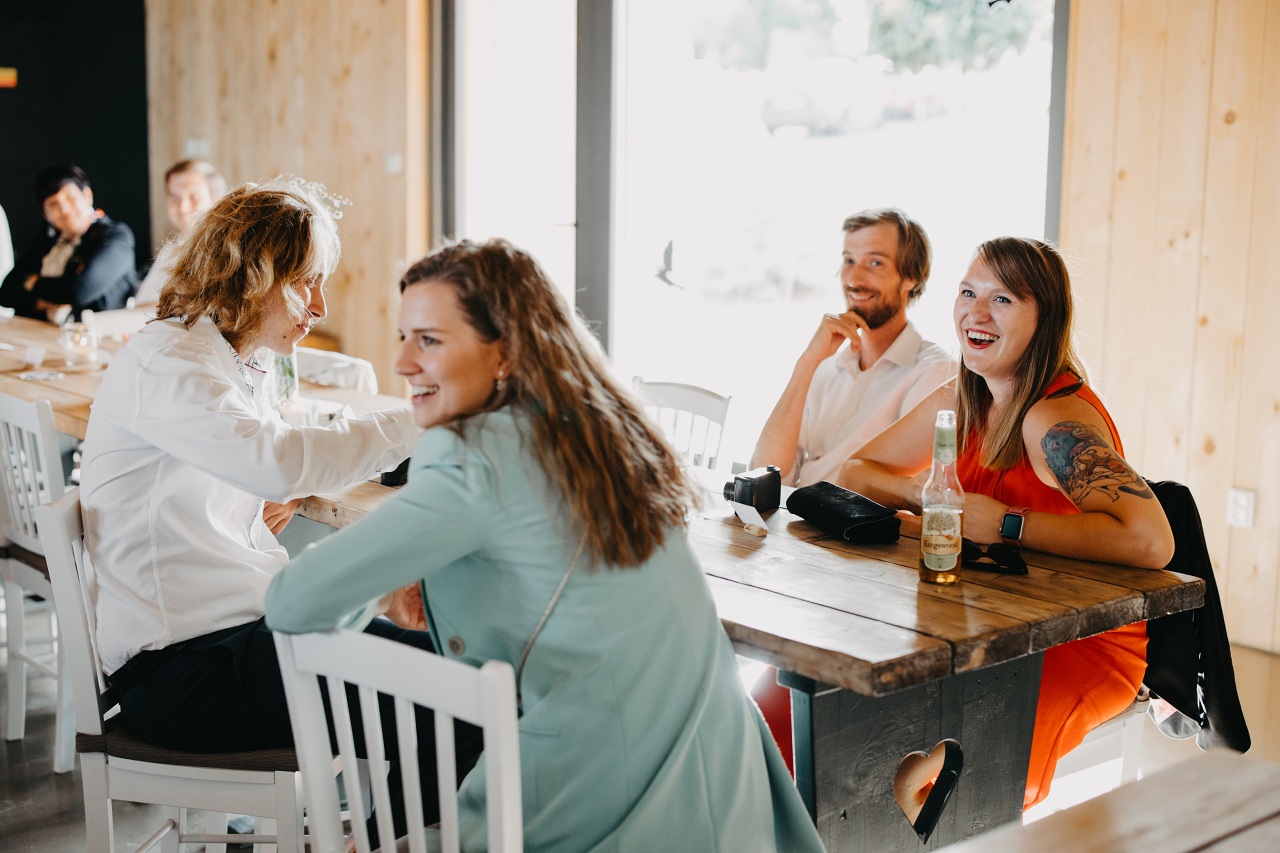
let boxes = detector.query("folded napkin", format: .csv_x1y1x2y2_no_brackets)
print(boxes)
785,481,900,543
296,347,379,394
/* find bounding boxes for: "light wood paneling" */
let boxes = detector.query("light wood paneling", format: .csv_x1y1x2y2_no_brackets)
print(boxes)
1059,0,1123,376
1231,1,1280,650
1141,0,1215,484
144,0,430,393
1102,0,1168,469
1189,0,1268,632
1061,0,1280,652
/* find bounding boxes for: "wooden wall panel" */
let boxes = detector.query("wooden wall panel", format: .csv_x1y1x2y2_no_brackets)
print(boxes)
1059,0,1123,379
143,0,173,247
143,0,430,393
1230,0,1280,650
1061,0,1280,652
1140,1,1214,484
1187,0,1267,621
1100,0,1169,471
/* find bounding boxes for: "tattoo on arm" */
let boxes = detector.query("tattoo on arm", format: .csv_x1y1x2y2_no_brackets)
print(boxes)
1040,421,1154,503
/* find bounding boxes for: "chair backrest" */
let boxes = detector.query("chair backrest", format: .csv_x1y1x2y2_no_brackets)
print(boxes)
0,392,67,553
632,378,731,470
35,488,111,738
1143,478,1250,752
274,629,524,853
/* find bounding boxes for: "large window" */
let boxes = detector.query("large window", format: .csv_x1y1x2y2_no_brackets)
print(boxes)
449,0,1059,469
611,0,1057,468
452,0,577,303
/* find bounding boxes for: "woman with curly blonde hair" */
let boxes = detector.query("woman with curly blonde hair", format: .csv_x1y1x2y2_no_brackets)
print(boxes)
81,179,474,840
154,179,338,350
266,239,824,852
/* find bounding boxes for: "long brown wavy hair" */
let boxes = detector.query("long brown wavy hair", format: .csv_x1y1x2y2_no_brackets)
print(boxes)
155,180,339,352
957,237,1088,469
399,239,696,569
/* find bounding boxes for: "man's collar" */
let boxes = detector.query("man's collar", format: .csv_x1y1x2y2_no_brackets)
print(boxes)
837,321,923,373
881,321,923,368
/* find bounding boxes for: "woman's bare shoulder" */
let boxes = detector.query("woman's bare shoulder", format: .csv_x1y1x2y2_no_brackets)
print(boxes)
1023,386,1117,450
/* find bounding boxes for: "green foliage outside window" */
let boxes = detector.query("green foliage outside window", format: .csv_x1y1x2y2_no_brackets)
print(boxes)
695,0,1039,73
869,0,1038,73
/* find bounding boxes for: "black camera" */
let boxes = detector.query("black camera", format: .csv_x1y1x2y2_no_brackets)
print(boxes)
723,465,782,512
380,457,410,487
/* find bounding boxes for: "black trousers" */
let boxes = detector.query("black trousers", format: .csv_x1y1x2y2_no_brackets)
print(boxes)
117,617,483,839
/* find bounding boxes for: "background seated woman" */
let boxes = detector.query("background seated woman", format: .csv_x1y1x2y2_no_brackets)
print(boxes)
265,239,824,852
837,236,1174,808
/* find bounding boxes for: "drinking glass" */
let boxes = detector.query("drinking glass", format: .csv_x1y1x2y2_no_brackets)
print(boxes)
59,322,100,367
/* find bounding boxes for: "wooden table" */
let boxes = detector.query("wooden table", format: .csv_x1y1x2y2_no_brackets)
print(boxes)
292,475,1205,852
692,496,1202,851
935,752,1280,852
4,314,1207,850
0,315,126,437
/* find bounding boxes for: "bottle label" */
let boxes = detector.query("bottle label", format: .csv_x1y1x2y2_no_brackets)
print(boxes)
921,507,962,571
933,427,957,466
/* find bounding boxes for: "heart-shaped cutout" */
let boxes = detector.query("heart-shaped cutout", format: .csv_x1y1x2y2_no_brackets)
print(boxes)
893,739,964,842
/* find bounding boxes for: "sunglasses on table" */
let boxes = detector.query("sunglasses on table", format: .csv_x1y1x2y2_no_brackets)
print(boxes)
960,539,1028,575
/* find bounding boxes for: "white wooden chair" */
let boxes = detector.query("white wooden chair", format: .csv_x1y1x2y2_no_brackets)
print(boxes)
1052,688,1149,789
632,378,731,470
36,488,304,853
274,629,524,853
0,392,74,773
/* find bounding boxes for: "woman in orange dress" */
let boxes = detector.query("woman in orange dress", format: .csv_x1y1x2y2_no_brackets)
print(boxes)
836,236,1174,807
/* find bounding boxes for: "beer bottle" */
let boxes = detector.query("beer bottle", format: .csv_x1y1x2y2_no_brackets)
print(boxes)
919,410,964,584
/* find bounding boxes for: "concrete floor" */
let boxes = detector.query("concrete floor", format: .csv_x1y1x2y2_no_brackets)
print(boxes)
4,593,1280,851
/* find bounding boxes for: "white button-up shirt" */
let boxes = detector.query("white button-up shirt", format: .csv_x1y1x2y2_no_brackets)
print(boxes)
131,243,174,305
82,315,418,672
793,322,955,487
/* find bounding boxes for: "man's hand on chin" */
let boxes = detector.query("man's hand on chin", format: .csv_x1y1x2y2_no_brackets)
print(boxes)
801,309,868,366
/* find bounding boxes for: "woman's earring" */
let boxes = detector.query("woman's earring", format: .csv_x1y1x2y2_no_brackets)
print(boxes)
495,370,507,394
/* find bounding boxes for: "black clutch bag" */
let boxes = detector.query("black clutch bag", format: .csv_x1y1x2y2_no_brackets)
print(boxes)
786,481,900,543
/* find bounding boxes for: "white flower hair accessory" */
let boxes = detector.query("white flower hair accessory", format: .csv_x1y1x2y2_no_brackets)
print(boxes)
278,174,352,219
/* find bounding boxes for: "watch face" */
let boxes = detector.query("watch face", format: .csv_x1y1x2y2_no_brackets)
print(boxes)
1000,513,1023,540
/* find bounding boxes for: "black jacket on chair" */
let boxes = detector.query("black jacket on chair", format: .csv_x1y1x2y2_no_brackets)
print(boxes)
0,215,137,321
1143,479,1251,752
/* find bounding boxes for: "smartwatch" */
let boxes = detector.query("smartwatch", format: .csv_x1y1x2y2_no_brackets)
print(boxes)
1000,507,1030,547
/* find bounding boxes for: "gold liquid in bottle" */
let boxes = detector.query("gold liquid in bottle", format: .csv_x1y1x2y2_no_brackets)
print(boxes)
919,507,962,584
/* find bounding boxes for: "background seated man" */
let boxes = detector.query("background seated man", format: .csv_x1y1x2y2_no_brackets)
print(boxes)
751,207,955,488
132,158,227,307
0,165,137,323
748,207,955,770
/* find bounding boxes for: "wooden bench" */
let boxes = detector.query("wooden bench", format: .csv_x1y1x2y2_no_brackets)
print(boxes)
937,751,1280,852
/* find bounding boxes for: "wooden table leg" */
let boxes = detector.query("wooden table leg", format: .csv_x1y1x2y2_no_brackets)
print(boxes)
784,652,1043,852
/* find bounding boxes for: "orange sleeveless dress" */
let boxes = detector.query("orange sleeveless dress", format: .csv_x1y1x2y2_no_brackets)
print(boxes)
959,372,1147,808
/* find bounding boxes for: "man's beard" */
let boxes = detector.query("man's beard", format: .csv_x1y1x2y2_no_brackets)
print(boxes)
847,290,902,329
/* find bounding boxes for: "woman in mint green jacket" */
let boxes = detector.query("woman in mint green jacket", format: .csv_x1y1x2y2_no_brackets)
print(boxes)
264,239,824,853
